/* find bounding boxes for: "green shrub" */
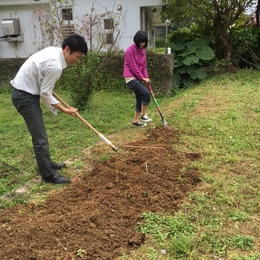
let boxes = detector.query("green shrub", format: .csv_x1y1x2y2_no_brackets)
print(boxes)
169,38,215,89
230,26,260,69
58,53,97,110
155,37,167,48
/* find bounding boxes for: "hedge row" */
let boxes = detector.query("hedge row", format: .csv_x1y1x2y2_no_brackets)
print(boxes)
0,52,173,94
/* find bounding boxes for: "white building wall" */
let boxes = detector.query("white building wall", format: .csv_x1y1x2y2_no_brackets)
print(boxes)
74,0,163,50
0,0,163,58
0,1,49,58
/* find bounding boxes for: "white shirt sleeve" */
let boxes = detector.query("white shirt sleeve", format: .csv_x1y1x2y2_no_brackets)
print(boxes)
40,63,62,115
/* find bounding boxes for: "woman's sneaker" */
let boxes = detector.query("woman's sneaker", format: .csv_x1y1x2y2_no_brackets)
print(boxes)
132,121,147,127
141,114,152,122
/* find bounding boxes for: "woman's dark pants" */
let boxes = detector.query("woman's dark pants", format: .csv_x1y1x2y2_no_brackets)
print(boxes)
127,80,150,112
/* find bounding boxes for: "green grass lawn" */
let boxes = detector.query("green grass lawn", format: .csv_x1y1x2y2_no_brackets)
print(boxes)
0,69,259,259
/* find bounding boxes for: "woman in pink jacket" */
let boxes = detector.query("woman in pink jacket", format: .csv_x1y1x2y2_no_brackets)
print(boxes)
123,30,152,127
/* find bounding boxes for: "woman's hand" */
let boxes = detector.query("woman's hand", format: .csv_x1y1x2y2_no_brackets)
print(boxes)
143,78,150,84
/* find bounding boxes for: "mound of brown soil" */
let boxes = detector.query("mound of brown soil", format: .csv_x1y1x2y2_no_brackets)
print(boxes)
0,127,201,259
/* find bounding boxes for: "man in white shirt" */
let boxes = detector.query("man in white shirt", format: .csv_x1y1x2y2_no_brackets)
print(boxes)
11,34,88,184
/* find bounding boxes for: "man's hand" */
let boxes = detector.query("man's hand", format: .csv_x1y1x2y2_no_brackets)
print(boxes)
64,106,78,117
52,103,78,117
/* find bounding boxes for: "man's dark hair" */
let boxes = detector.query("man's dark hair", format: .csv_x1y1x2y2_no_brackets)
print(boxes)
62,34,88,55
133,30,148,48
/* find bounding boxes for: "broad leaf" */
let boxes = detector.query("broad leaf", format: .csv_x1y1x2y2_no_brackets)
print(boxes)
188,67,207,80
172,42,185,51
188,69,199,80
177,51,193,57
195,46,215,60
183,78,196,88
173,59,182,68
181,54,199,65
189,38,206,47
196,68,208,79
186,46,198,53
176,66,188,74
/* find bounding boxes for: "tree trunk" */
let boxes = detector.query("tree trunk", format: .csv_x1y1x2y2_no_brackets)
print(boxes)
216,21,232,64
221,32,232,63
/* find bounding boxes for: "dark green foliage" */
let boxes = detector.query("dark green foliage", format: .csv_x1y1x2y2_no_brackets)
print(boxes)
155,37,167,48
170,38,215,89
230,26,260,69
58,52,127,110
58,54,95,110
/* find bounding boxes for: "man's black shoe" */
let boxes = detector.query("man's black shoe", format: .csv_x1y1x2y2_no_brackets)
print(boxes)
43,172,71,184
52,162,67,170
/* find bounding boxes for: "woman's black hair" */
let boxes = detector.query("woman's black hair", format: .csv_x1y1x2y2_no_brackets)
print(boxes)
133,30,148,48
62,34,88,55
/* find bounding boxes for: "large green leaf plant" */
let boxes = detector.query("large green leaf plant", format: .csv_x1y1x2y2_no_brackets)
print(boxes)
171,38,215,88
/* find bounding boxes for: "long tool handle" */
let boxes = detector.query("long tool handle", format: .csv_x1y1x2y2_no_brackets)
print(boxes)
145,83,168,126
53,92,117,152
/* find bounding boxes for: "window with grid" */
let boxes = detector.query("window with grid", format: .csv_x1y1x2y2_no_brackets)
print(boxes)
62,8,73,21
